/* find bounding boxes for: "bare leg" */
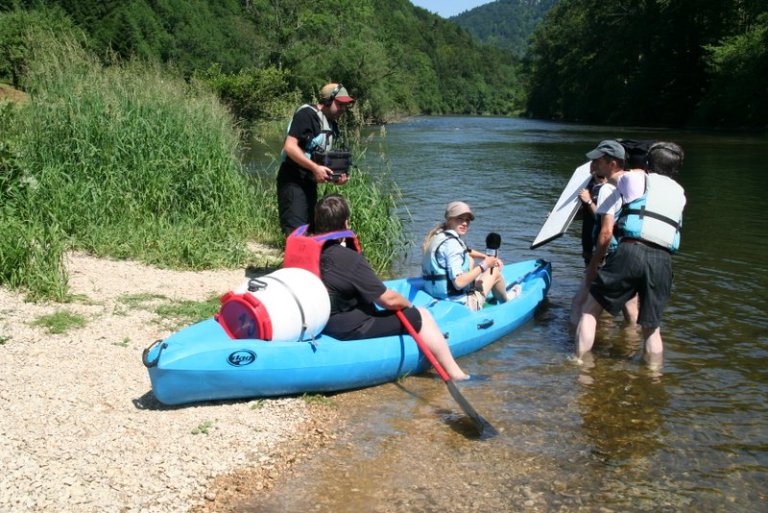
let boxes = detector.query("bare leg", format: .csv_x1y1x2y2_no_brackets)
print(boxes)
570,283,589,328
622,294,639,326
417,307,469,380
477,270,508,302
575,294,604,361
642,325,663,369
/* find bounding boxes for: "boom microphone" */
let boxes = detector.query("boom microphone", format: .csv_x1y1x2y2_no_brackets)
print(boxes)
485,232,502,274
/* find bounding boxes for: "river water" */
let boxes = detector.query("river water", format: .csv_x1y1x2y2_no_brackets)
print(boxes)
243,117,768,512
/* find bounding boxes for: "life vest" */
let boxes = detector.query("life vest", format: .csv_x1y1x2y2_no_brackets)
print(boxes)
283,224,361,278
421,231,470,298
280,105,336,163
616,173,686,252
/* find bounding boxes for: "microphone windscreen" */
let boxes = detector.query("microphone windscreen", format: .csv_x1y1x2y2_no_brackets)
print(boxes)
486,232,502,250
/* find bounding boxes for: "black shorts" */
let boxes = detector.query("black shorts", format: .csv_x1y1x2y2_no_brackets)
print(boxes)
325,306,422,341
590,241,673,329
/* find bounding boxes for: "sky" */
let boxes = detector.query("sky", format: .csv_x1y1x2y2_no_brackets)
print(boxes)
409,0,495,19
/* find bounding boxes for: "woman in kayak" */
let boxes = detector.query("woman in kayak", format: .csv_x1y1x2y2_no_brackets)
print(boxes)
421,201,515,311
315,194,470,380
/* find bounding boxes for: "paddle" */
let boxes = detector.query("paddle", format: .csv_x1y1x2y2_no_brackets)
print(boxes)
395,309,498,439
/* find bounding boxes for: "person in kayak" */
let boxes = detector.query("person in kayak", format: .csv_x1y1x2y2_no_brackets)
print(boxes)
315,194,470,380
421,201,515,311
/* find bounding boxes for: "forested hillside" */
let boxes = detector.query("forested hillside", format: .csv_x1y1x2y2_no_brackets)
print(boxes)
523,0,768,129
452,0,557,57
2,0,522,121
2,0,764,129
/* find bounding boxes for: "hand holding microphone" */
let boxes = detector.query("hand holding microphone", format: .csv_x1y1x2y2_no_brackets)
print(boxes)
485,232,502,275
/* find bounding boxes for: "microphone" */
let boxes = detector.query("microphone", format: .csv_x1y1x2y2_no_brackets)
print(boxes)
485,232,501,274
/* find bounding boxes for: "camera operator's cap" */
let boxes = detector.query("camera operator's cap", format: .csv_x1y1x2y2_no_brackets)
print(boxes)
586,140,626,160
321,83,355,103
445,201,474,221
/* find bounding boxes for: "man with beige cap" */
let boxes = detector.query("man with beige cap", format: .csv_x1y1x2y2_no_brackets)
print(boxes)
277,82,355,236
421,201,517,311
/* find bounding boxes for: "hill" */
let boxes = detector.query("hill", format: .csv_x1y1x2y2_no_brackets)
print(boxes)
451,0,557,56
4,0,523,121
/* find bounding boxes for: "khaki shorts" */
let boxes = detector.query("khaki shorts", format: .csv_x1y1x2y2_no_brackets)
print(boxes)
466,290,487,311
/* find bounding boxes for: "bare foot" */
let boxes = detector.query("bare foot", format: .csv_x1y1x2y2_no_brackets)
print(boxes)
508,284,522,299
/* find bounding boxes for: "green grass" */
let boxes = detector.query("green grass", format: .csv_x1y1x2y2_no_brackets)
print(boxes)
30,310,87,334
191,420,215,435
300,393,335,407
249,399,266,410
118,293,168,309
153,295,221,330
0,25,407,300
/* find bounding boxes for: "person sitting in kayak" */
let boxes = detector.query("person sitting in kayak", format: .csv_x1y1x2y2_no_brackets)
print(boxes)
315,193,470,380
422,201,516,311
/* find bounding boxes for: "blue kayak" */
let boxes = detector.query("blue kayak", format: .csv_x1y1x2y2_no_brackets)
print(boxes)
142,258,551,405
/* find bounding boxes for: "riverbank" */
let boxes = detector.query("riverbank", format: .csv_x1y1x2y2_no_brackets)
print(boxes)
0,251,340,513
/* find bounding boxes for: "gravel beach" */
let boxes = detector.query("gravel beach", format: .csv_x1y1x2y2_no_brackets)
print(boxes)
0,251,338,513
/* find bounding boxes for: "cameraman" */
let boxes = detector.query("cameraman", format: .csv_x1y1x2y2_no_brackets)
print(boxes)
277,82,354,236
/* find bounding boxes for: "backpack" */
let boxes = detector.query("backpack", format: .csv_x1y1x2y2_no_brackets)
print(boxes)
617,139,656,169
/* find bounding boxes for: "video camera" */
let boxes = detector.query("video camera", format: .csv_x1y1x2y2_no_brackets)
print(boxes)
311,149,353,178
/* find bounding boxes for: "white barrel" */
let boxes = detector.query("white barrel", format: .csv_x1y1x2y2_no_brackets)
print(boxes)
233,267,330,341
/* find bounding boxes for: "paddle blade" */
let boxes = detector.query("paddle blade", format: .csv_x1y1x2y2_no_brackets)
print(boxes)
446,380,499,440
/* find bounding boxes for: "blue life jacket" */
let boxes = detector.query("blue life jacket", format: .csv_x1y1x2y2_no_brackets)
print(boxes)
616,173,686,252
421,231,470,298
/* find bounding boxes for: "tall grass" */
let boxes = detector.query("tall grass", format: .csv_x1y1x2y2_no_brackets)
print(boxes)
253,114,407,276
1,26,406,299
1,29,276,299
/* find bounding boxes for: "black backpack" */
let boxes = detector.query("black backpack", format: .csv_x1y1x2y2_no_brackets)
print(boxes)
617,139,656,169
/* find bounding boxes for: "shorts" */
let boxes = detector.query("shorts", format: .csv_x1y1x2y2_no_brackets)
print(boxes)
590,241,673,329
465,290,487,311
325,306,423,341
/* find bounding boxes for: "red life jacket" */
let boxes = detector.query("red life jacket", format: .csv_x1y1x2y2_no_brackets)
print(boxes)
283,224,361,277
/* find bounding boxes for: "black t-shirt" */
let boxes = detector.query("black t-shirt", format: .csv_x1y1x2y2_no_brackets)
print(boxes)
277,106,333,183
320,243,386,337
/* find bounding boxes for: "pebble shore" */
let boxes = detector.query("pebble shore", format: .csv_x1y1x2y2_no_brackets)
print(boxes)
0,252,334,513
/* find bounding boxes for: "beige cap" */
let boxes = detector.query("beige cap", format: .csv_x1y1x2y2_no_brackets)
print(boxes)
320,83,355,103
444,201,474,220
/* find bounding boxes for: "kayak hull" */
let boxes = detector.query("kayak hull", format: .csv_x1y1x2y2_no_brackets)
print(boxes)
143,259,551,405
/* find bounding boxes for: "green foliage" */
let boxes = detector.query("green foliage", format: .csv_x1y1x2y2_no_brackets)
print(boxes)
451,0,557,57
252,113,406,276
195,65,300,123
300,393,335,407
0,6,80,88
697,13,768,128
0,25,277,298
523,0,768,129
191,419,215,435
7,0,524,121
31,310,87,334
154,295,221,330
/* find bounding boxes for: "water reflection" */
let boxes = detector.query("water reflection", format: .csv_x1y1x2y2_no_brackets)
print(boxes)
577,362,670,464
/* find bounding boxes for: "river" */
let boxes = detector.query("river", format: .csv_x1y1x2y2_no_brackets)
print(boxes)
242,117,768,512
